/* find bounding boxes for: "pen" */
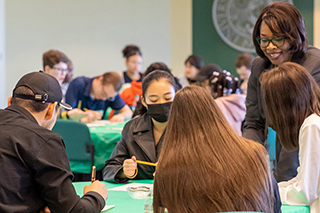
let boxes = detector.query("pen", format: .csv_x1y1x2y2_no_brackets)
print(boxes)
91,166,96,183
135,160,157,167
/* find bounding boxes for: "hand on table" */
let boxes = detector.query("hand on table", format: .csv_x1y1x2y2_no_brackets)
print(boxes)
109,114,125,123
84,180,108,201
67,109,88,121
123,156,137,177
80,110,102,123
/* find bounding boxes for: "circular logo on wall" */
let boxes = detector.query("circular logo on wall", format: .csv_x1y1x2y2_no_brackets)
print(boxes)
212,0,293,52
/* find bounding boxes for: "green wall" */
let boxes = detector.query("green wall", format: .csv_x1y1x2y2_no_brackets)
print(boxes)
193,0,314,76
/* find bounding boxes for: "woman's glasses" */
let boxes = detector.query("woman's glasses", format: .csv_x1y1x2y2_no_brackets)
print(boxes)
256,37,285,48
52,67,69,72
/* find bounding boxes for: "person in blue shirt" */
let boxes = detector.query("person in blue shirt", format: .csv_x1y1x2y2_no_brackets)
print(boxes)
65,72,133,122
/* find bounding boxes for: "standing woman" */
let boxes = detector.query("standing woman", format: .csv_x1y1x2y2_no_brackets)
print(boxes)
261,62,320,213
103,71,178,183
122,45,143,83
153,86,280,213
243,2,320,182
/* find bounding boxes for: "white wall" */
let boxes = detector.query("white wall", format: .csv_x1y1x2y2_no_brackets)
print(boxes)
171,0,192,77
314,0,320,48
4,0,175,104
0,0,5,109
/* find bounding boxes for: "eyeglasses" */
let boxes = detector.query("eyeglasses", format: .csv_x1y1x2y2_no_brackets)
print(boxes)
256,37,285,48
128,61,142,66
52,67,68,72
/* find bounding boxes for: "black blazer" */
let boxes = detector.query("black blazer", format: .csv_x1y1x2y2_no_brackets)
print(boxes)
243,45,320,182
103,113,163,183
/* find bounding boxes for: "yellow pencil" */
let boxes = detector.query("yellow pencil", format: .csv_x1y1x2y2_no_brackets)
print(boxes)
135,160,157,167
91,166,96,183
77,100,82,109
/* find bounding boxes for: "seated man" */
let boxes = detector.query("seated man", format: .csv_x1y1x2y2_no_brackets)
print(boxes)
43,49,69,86
0,71,108,212
65,72,133,122
235,52,254,94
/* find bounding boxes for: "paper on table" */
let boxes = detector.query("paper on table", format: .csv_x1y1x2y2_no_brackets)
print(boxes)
109,183,153,191
86,120,112,127
101,205,115,212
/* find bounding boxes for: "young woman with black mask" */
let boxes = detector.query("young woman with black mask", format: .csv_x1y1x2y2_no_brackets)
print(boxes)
103,70,179,183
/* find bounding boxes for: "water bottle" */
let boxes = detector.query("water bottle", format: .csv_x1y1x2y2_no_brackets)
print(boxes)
144,192,153,213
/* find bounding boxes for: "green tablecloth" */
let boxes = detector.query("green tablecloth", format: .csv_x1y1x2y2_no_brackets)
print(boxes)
73,180,310,213
70,121,126,173
281,205,310,213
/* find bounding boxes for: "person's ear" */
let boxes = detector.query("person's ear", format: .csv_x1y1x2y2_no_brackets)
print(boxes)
125,58,129,66
141,96,147,109
7,96,12,106
44,103,57,120
44,65,51,73
97,76,104,84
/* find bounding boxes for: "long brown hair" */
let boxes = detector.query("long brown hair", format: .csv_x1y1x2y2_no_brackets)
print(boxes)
153,86,274,213
260,62,320,150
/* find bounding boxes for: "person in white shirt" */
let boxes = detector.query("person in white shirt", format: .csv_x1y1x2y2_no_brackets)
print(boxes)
261,62,320,213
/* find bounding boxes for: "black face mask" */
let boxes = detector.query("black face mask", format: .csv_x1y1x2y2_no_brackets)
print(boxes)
147,102,172,123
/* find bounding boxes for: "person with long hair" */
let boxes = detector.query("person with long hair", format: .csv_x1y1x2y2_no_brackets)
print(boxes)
131,62,182,118
261,62,320,212
243,2,320,182
103,70,179,183
153,86,280,213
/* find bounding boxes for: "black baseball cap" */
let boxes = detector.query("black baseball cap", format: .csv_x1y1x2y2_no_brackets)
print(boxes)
12,71,72,110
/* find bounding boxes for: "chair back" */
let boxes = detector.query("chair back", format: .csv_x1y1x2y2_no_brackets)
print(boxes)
52,119,94,170
265,127,277,171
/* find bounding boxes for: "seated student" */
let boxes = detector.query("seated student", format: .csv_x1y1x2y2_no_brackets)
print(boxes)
65,72,133,123
132,62,182,118
235,52,254,94
122,45,143,84
179,55,204,87
103,70,179,183
153,86,281,213
43,49,69,86
194,63,222,91
0,71,108,213
208,70,245,136
110,62,177,119
260,62,320,213
144,62,182,89
61,58,74,100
